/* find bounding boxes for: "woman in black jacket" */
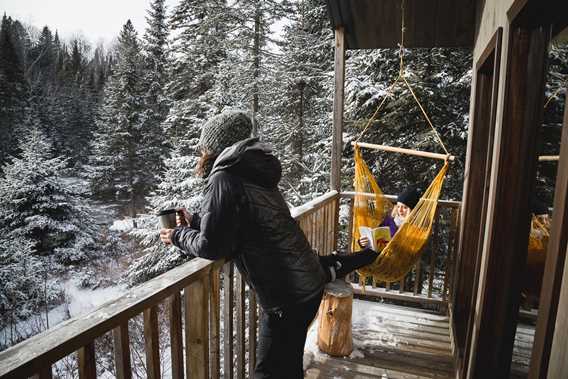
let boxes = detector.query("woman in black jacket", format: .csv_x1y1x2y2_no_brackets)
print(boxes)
160,110,377,378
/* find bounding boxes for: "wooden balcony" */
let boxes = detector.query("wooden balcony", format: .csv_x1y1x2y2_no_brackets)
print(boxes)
0,191,466,379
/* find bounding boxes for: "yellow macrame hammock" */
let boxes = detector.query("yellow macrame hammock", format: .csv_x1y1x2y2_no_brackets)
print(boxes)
348,0,451,283
352,146,449,283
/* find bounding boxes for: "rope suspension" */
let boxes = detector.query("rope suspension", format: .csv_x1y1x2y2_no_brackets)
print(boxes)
355,0,451,159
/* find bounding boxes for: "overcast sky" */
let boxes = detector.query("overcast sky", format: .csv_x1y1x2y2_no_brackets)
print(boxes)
1,0,179,45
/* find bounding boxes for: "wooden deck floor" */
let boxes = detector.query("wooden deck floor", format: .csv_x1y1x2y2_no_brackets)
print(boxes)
304,300,454,378
303,299,537,378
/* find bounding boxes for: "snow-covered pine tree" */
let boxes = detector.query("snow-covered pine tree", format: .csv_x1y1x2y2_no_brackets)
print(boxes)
127,143,204,285
213,0,292,135
0,15,27,167
88,20,145,218
265,0,334,206
0,123,101,265
139,0,171,197
165,0,231,143
344,47,471,199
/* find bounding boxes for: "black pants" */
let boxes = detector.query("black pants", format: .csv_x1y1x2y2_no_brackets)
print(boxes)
254,290,323,379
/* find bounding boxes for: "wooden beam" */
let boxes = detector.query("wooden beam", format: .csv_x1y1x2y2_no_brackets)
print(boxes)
235,272,246,379
112,323,132,379
78,342,96,379
143,306,161,379
538,155,559,161
168,293,184,379
529,85,568,379
547,243,568,378
185,275,210,379
209,266,221,379
352,142,455,161
223,263,234,379
331,26,345,192
467,24,549,379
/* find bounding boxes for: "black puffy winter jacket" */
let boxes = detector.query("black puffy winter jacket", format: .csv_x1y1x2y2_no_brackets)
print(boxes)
171,138,326,312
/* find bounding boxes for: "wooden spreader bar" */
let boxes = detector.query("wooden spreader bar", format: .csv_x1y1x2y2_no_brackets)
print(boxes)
538,155,559,162
352,142,455,161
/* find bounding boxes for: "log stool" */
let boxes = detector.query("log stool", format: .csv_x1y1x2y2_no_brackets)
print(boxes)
317,279,353,356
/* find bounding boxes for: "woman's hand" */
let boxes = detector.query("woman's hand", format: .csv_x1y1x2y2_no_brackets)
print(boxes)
176,208,191,226
160,228,174,245
359,237,370,247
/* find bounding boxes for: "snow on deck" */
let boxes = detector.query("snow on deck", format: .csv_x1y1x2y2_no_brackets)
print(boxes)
304,299,454,378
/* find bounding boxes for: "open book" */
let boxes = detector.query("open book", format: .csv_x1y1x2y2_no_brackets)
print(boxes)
359,226,392,251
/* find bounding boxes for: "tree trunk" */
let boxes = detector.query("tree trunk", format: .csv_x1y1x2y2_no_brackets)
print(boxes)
317,279,353,357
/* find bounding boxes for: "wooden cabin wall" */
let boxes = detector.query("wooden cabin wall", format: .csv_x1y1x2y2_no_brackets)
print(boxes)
456,0,568,378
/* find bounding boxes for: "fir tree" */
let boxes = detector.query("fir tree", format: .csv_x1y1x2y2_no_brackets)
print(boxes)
0,15,27,166
140,0,171,198
88,20,145,218
127,143,204,285
0,123,100,264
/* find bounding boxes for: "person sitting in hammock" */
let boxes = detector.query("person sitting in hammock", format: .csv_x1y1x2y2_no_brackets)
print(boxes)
359,186,420,248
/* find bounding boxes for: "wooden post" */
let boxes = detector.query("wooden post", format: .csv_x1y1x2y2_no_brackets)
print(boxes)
144,306,161,379
331,26,345,192
78,342,96,379
223,263,234,379
467,24,549,379
530,85,568,379
235,271,246,379
113,323,132,379
169,293,184,379
248,289,257,377
317,280,353,357
209,266,221,379
185,276,210,379
547,243,568,378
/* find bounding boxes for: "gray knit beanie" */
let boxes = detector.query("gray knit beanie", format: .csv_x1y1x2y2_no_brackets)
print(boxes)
199,110,253,155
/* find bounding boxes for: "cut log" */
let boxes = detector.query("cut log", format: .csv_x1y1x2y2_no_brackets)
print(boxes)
317,279,353,357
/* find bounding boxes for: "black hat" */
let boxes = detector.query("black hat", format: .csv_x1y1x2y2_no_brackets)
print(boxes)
530,195,548,215
397,187,420,209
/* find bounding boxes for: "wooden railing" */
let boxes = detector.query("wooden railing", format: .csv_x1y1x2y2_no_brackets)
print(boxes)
0,191,341,379
341,192,461,311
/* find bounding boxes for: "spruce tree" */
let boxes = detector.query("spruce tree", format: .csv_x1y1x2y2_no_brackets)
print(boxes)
0,15,27,167
140,0,170,197
127,144,204,285
88,20,145,218
0,123,100,264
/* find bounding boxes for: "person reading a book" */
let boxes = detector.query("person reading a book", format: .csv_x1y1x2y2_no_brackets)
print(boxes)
359,186,420,248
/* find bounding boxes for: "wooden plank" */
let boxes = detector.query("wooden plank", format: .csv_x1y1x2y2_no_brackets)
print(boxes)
290,191,338,219
428,210,440,298
0,258,215,379
209,266,221,379
223,263,234,379
112,323,132,379
78,342,96,379
331,26,345,192
235,271,246,379
470,24,549,379
547,245,568,378
531,85,568,378
248,288,257,379
144,306,161,379
185,275,210,379
168,293,183,379
414,261,422,296
346,198,354,254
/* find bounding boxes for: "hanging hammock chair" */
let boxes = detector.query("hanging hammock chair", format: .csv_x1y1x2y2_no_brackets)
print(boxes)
348,0,452,284
352,146,449,283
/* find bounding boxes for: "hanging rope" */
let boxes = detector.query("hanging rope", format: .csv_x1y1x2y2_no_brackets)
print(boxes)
355,0,451,157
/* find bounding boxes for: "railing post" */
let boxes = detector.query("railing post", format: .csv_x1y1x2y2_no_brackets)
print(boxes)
144,306,161,379
78,342,96,379
185,274,210,379
113,323,132,379
235,271,246,379
209,265,222,379
223,263,234,379
168,293,184,379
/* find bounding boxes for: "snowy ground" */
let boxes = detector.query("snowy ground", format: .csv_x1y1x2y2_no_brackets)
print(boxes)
0,279,126,349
